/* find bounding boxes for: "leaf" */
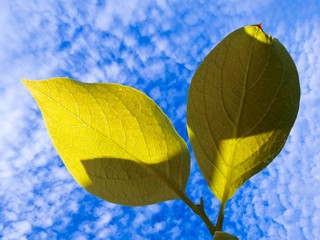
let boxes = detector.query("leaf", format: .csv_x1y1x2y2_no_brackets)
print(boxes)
22,78,190,206
187,25,300,203
213,231,239,240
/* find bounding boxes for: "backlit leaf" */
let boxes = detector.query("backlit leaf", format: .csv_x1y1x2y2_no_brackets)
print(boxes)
23,78,190,206
187,25,300,203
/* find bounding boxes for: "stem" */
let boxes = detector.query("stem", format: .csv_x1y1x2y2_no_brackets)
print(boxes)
215,199,227,231
155,173,216,235
175,191,216,236
135,160,216,236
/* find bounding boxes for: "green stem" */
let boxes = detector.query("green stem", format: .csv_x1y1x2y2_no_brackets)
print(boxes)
135,160,216,236
177,194,216,236
155,173,216,236
215,199,227,231
139,161,216,235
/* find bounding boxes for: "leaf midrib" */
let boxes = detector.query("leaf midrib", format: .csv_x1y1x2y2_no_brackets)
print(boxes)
42,89,138,161
34,82,185,196
221,29,259,202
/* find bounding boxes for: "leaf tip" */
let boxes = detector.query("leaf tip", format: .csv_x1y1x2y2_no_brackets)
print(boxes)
21,79,33,88
21,78,28,84
21,79,44,91
256,23,263,29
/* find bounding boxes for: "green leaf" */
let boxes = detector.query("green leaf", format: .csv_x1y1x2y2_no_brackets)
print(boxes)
187,25,300,203
213,231,239,240
22,78,190,206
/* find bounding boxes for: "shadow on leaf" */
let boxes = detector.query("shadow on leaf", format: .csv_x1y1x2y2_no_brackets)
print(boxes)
187,25,300,202
80,156,188,206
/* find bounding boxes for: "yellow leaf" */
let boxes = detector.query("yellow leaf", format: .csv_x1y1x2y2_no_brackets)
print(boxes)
187,25,300,204
23,78,190,206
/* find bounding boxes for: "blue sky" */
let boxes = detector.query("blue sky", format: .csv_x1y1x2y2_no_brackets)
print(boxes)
1,0,319,239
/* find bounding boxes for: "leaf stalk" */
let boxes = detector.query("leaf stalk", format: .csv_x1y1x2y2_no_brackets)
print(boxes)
215,199,227,231
140,161,216,236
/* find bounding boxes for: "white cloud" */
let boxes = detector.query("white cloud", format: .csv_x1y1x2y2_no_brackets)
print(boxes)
150,86,162,100
94,0,147,31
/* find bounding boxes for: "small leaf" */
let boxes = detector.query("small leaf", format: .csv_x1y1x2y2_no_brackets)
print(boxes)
187,25,300,203
23,78,190,206
213,231,239,240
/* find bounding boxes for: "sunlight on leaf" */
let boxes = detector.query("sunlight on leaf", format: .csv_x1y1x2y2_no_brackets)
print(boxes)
187,25,300,204
22,78,190,206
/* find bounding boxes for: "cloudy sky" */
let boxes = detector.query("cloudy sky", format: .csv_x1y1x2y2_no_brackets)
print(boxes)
1,0,319,239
